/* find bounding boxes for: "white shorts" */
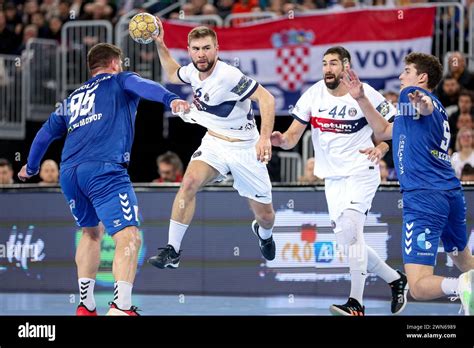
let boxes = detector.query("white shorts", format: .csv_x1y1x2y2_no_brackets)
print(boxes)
190,133,272,204
324,170,380,225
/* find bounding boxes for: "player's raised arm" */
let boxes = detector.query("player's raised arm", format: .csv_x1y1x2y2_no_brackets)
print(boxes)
152,17,182,84
121,73,190,114
341,68,393,141
249,85,275,163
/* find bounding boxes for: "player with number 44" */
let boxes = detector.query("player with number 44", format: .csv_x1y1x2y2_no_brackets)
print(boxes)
344,52,474,315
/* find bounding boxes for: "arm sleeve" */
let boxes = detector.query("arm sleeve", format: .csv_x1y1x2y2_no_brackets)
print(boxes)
120,73,180,107
26,111,67,175
177,64,192,84
291,88,313,125
364,84,397,121
226,66,258,102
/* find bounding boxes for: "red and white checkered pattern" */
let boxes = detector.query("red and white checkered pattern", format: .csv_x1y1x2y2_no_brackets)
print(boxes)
276,46,310,92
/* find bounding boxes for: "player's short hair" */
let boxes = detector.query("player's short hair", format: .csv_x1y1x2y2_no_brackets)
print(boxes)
157,151,183,173
404,52,443,90
323,46,351,64
87,43,123,74
0,158,12,170
187,26,217,46
461,163,474,176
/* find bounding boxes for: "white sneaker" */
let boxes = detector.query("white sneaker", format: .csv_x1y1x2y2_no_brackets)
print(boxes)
458,270,474,315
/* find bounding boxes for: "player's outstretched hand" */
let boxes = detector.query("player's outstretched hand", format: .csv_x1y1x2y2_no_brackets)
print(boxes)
18,164,33,182
171,99,191,115
359,147,383,164
256,137,272,164
341,68,365,101
270,131,285,147
408,90,432,115
152,16,165,45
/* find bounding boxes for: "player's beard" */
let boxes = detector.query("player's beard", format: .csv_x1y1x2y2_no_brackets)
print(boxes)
192,58,215,72
324,74,340,90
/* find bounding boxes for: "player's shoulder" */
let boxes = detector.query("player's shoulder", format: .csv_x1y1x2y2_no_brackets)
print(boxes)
362,82,383,98
215,60,246,79
399,86,427,99
302,80,324,96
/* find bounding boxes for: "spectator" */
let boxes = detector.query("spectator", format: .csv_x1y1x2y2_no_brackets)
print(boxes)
298,157,323,184
22,0,40,25
39,159,59,185
216,0,234,19
58,0,71,22
461,164,474,181
449,90,473,149
152,151,183,183
436,75,460,113
0,158,14,185
456,113,473,132
4,2,22,35
46,15,62,42
451,128,474,178
40,0,59,21
445,51,474,91
379,159,390,183
31,12,49,38
383,90,399,106
14,23,38,54
0,10,19,54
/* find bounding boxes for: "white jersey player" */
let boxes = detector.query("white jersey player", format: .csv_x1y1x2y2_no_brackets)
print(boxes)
272,46,409,316
148,22,277,269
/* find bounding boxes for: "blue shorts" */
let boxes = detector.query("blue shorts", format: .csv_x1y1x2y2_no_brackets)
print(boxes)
402,188,467,266
60,161,139,235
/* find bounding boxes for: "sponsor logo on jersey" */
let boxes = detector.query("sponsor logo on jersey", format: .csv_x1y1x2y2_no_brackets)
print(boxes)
310,116,368,133
192,151,202,158
430,149,451,163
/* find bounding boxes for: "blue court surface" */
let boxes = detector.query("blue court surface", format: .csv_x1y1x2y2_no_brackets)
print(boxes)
0,292,462,315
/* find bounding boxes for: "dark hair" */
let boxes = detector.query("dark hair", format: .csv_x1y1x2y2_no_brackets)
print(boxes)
461,164,474,176
0,158,12,169
87,43,122,74
404,52,443,90
157,151,183,173
323,46,351,65
459,90,474,103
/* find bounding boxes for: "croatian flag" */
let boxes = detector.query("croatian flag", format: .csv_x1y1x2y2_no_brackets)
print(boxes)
162,7,435,114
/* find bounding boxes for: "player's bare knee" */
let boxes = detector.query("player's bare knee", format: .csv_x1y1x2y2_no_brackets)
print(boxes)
82,226,103,242
180,175,202,196
256,211,274,229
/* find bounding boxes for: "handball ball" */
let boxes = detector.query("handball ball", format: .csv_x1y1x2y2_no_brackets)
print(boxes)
129,13,159,45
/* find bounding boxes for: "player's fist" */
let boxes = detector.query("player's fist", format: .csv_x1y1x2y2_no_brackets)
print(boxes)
152,16,165,45
271,131,285,147
171,99,191,115
18,164,32,182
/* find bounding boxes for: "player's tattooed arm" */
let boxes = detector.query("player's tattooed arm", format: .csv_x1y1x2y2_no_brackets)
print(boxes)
250,85,275,163
152,17,182,84
408,90,434,116
271,119,306,150
341,68,393,141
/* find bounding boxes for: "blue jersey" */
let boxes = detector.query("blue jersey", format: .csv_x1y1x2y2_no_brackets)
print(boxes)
27,72,179,173
392,86,460,192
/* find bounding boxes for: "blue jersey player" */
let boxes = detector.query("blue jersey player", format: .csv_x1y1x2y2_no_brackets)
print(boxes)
18,43,190,316
341,52,473,315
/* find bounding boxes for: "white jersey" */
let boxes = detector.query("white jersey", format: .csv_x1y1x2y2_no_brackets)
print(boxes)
293,80,396,178
177,60,259,141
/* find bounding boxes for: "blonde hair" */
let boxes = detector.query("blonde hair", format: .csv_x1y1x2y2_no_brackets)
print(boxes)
455,127,474,152
187,26,217,46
